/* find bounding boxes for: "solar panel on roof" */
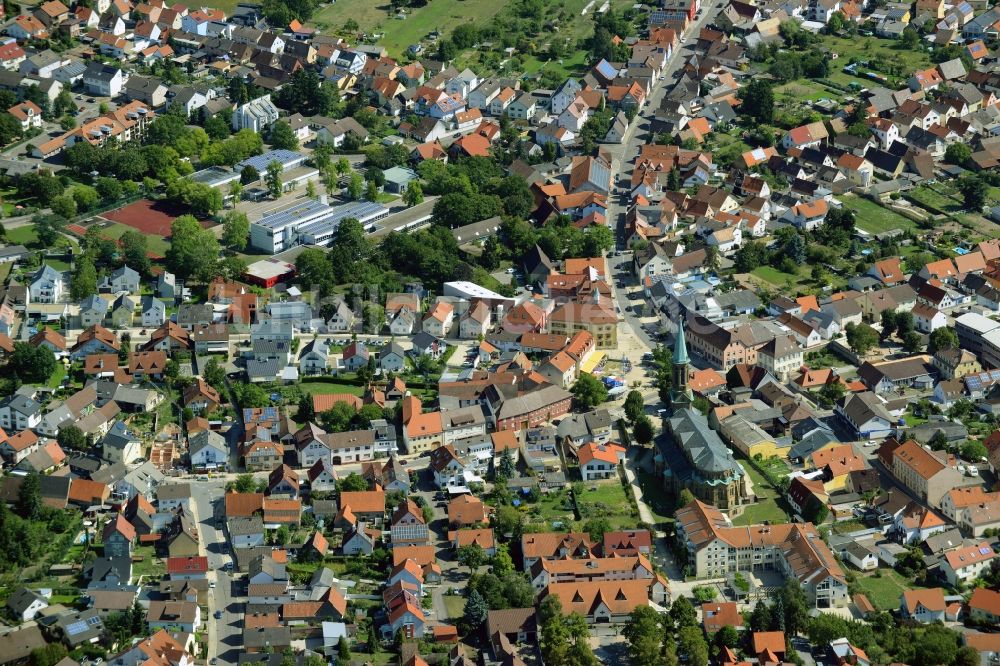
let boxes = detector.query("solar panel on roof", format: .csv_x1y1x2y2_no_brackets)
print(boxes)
991,370,1000,381
967,377,981,390
66,620,88,636
981,547,991,555
751,148,765,161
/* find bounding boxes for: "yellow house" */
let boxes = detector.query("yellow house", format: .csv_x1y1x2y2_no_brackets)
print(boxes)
811,444,868,492
719,414,790,460
933,348,982,379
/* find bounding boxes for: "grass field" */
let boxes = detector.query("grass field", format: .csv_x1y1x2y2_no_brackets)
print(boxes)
750,265,801,287
576,479,638,529
298,380,365,396
854,570,920,611
442,594,465,620
732,461,790,527
312,0,508,56
98,221,172,257
821,34,933,89
839,195,916,235
6,224,39,247
47,363,67,389
907,185,963,214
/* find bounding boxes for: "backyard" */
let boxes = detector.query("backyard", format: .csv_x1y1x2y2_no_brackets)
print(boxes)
838,195,917,235
575,479,640,530
732,460,790,527
853,569,924,611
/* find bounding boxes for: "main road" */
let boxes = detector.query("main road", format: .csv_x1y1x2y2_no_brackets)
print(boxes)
604,3,724,348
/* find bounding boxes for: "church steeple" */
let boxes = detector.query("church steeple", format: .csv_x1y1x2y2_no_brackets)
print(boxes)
670,321,693,411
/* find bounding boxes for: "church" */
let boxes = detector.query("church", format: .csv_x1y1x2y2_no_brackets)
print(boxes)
654,323,754,512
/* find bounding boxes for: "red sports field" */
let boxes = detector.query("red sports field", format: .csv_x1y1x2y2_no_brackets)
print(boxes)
101,199,212,236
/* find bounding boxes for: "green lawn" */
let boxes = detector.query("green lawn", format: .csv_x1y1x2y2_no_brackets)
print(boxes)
732,460,790,527
820,34,933,89
636,468,677,524
312,0,509,56
442,594,465,620
750,265,801,286
853,570,920,611
47,363,67,389
907,186,963,214
521,488,576,526
6,224,39,246
130,544,166,580
839,195,916,235
576,479,638,529
98,222,172,257
299,380,365,397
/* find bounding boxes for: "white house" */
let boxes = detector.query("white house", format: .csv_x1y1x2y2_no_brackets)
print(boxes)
579,442,625,482
232,95,279,132
189,430,228,471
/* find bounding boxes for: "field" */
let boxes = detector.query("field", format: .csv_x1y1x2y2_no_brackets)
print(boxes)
95,221,173,258
732,461,790,527
750,265,802,287
312,0,508,55
101,198,183,236
6,224,39,246
820,34,933,89
442,594,465,620
298,380,365,397
576,479,638,529
853,569,923,611
838,195,916,235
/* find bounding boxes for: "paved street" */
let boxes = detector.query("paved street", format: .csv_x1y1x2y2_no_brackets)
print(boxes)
186,479,242,666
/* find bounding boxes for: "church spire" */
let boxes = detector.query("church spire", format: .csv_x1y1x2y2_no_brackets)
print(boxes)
673,319,689,366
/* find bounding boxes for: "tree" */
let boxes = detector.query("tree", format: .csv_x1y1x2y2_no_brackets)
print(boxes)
347,172,363,200
120,229,151,276
678,625,709,666
621,390,644,423
491,544,514,577
337,636,350,661
457,543,486,573
463,588,488,629
268,120,298,150
17,472,42,520
928,326,959,353
497,447,515,480
900,26,920,49
748,600,772,632
845,322,879,357
336,472,368,493
228,180,243,205
30,643,68,666
221,210,250,252
740,79,774,125
670,596,698,629
961,440,988,462
57,424,86,451
274,524,290,545
633,415,655,445
365,179,379,202
571,373,608,409
901,330,923,354
779,579,810,636
9,342,56,384
265,160,283,199
583,517,612,542
623,606,664,666
914,624,958,666
958,174,987,211
880,309,898,339
233,474,257,493
71,255,98,300
402,181,423,206
166,215,221,282
716,625,740,649
944,142,971,166
296,393,315,424
240,165,260,184
51,194,77,219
